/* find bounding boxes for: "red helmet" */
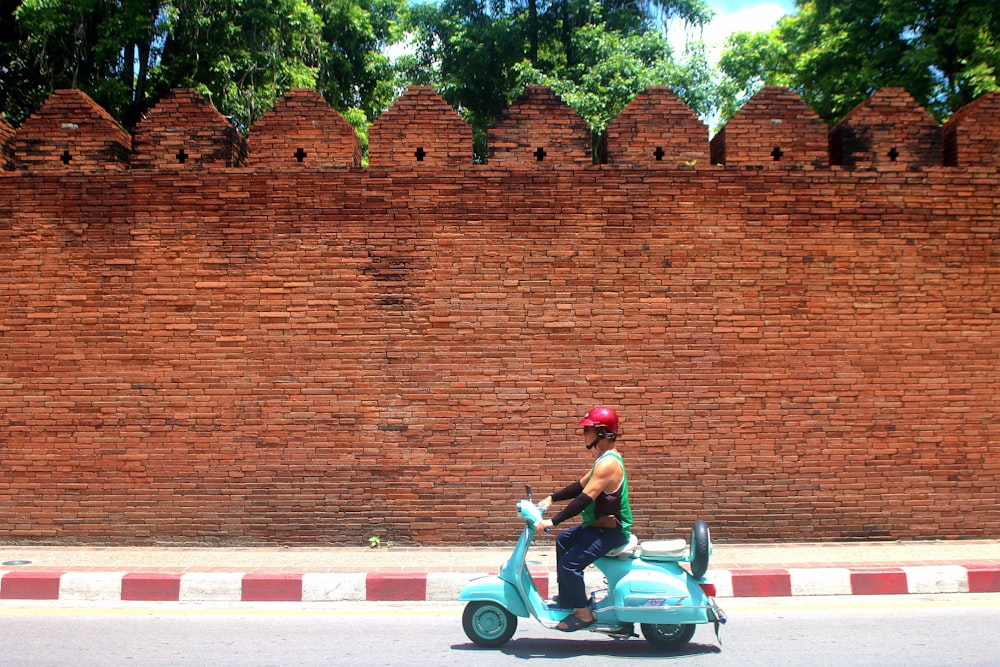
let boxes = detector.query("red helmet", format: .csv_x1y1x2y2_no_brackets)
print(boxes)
579,406,619,434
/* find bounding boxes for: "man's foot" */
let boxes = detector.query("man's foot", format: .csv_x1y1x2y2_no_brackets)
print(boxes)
556,613,596,632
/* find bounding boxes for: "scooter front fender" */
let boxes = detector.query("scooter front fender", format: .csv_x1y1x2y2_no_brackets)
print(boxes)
458,575,530,618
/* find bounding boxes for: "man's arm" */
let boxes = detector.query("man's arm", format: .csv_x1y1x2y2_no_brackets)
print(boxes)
581,457,623,499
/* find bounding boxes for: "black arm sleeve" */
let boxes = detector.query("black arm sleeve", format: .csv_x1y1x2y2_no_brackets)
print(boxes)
551,493,594,526
551,481,584,502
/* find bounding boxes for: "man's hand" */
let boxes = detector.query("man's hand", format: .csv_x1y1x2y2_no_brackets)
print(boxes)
534,519,554,535
537,495,553,511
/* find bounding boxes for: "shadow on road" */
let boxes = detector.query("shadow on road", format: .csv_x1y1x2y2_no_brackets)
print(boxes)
452,638,722,659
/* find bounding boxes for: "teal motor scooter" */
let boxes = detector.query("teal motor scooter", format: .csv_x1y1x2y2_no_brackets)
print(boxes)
459,486,726,650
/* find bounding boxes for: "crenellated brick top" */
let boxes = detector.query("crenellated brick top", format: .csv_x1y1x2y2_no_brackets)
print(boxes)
368,86,473,168
2,85,999,172
13,88,131,171
132,88,248,169
488,85,593,167
711,86,828,168
0,118,13,170
603,87,708,167
830,87,942,169
248,88,360,168
943,90,1000,167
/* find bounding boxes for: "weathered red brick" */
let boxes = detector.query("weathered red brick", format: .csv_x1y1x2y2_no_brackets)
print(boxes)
132,88,247,169
604,86,708,167
14,89,130,171
942,90,1000,167
830,87,941,169
488,86,592,166
711,86,828,168
368,85,473,168
248,88,360,168
0,88,996,547
0,118,14,170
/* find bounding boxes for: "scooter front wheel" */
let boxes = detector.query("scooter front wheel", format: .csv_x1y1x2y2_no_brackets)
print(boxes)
640,623,696,650
462,601,518,648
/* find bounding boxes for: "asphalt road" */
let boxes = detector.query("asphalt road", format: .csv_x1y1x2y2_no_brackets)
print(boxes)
1,595,998,666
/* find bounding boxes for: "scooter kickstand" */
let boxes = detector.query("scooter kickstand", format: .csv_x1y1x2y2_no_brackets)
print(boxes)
608,622,638,640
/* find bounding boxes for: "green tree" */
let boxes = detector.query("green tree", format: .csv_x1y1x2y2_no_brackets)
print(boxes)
155,0,326,130
395,0,529,156
715,30,794,122
314,0,403,125
517,23,714,134
1,0,48,122
399,0,714,157
718,0,999,124
10,0,164,125
3,0,403,130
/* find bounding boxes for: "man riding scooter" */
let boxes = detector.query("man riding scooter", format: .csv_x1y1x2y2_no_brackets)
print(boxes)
459,404,724,649
534,406,632,632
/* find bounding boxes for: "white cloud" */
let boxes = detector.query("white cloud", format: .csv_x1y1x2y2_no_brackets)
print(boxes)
708,3,789,43
670,2,792,66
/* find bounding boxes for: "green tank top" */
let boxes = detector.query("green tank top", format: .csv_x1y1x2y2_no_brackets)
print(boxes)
581,450,632,537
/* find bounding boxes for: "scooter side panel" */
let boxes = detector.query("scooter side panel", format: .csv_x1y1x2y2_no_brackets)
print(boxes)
608,568,714,625
457,575,530,618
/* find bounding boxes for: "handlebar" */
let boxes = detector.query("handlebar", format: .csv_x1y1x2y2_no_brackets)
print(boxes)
518,498,551,533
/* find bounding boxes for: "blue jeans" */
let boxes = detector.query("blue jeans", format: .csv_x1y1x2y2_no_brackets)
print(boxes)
555,524,629,609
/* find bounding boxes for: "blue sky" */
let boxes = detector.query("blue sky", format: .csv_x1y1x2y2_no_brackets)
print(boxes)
711,0,795,12
668,0,797,65
707,0,796,34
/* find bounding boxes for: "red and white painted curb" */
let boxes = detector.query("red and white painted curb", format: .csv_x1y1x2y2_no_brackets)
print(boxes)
1,566,998,602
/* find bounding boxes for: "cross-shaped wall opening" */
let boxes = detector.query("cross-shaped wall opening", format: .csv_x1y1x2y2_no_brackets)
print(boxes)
653,146,665,161
414,147,426,162
534,147,547,161
294,148,307,163
176,149,188,164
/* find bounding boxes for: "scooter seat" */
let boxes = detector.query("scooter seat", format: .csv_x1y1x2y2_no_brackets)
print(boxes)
640,538,688,561
605,533,639,558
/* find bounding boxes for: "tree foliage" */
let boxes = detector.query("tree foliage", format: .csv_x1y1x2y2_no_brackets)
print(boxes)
397,0,713,156
314,0,402,123
516,24,714,134
2,0,403,129
155,0,326,129
718,0,999,125
6,0,996,144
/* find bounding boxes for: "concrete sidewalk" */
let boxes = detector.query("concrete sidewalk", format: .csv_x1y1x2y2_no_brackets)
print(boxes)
1,540,998,603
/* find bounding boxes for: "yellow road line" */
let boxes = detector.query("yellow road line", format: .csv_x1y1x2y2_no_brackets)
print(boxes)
1,595,998,617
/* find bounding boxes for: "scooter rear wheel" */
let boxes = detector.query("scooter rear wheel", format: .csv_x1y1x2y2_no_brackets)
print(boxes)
640,622,696,650
462,601,518,648
689,520,711,579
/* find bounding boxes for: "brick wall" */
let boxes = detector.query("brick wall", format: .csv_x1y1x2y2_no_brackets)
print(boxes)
711,86,828,168
248,88,360,168
131,88,247,169
368,86,473,168
0,118,14,170
830,88,942,169
0,86,997,546
13,89,131,171
488,86,593,167
943,91,1000,167
603,86,708,167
